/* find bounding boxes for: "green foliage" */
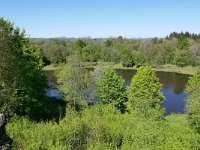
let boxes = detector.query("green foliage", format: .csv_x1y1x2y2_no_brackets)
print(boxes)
28,30,200,68
120,48,134,67
168,31,200,40
165,114,188,127
2,21,199,149
97,68,127,109
174,36,192,66
133,51,145,67
42,39,68,63
86,67,106,104
186,70,200,132
0,18,47,118
2,18,200,150
81,44,100,62
75,39,87,52
175,49,192,66
6,116,66,150
128,66,165,119
57,56,89,111
31,32,200,67
6,105,200,150
178,36,190,50
104,39,113,47
161,40,176,64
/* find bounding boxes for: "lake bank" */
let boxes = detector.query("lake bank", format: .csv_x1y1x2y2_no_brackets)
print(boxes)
45,66,190,115
44,63,199,75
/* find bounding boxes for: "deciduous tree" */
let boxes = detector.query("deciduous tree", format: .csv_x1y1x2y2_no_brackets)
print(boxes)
128,66,165,118
57,55,89,111
97,68,127,110
0,18,47,118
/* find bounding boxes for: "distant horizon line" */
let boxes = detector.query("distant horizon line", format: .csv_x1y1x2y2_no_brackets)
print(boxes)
28,32,200,39
29,36,164,39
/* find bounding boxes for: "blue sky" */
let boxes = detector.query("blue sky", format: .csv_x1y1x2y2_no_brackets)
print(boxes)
0,0,199,38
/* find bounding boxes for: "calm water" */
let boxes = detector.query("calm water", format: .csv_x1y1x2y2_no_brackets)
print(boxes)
46,69,190,115
116,69,190,115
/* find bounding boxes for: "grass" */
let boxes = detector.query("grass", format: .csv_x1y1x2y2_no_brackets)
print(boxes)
155,64,199,75
84,62,199,75
43,64,64,71
43,62,199,75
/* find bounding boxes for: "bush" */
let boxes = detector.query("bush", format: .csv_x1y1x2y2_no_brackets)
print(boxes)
186,70,200,132
6,105,200,150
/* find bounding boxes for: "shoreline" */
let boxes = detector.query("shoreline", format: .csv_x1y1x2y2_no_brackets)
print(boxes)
44,63,199,75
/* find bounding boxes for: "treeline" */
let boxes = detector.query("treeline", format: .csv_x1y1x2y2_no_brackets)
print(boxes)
167,31,200,40
31,32,200,67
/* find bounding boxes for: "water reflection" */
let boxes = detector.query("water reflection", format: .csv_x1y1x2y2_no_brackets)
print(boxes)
45,69,190,115
116,69,190,115
162,87,187,115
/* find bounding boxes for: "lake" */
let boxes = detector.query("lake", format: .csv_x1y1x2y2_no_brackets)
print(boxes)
46,69,190,115
116,69,190,115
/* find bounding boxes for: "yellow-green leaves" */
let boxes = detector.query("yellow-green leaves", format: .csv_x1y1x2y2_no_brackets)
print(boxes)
97,68,126,110
128,66,165,119
186,70,200,132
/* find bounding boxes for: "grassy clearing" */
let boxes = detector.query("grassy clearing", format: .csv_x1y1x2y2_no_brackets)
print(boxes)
43,64,64,71
155,64,199,75
84,63,199,75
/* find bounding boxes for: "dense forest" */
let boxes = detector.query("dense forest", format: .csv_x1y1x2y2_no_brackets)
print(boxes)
0,18,200,150
31,32,200,67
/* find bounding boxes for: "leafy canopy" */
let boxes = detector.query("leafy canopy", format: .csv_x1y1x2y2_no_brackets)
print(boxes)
0,18,47,117
128,66,165,118
57,55,89,111
97,68,127,109
186,70,200,132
